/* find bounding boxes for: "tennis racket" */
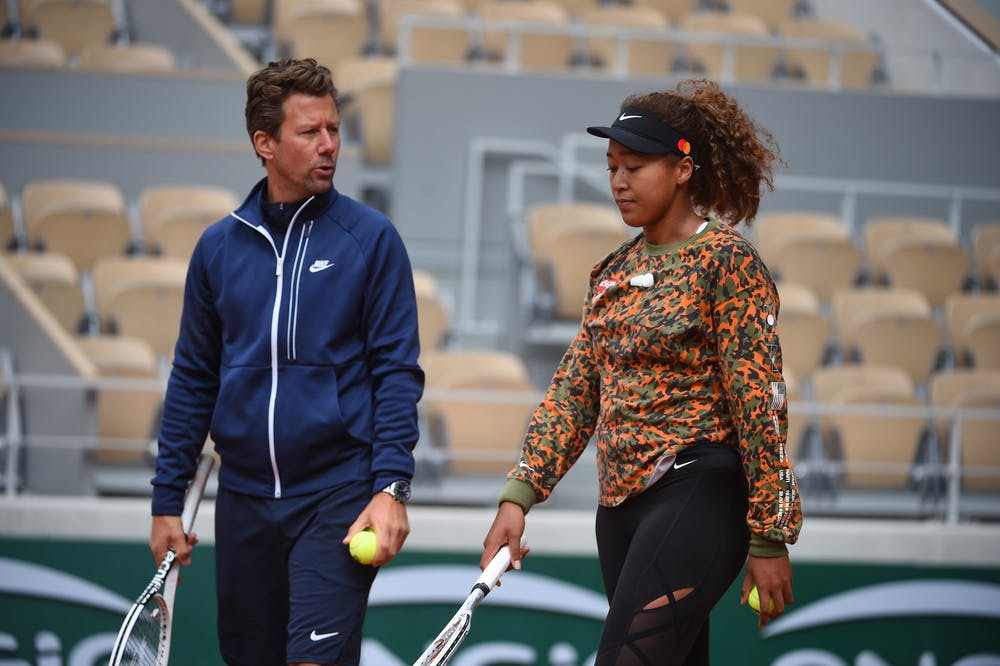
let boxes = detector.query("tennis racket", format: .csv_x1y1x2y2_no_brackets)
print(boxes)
412,537,526,666
108,453,215,666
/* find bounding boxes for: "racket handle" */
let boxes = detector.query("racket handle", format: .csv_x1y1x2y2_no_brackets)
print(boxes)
180,454,215,533
474,535,527,593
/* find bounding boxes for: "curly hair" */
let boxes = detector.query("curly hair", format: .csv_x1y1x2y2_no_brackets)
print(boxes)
622,80,782,226
245,58,338,166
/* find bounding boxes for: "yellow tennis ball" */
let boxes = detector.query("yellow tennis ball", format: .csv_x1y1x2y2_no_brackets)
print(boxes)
349,528,377,565
748,586,775,614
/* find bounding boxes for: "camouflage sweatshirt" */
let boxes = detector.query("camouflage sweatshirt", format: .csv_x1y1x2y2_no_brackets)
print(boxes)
503,218,802,549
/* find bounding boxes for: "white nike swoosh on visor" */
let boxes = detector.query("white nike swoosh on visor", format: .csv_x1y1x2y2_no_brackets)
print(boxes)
310,630,340,641
618,113,642,120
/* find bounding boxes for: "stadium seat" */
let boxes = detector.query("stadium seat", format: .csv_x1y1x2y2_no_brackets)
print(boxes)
881,238,971,308
578,5,675,75
677,11,776,82
523,202,630,321
813,364,933,490
767,234,863,303
3,252,87,334
26,0,116,57
862,215,956,286
91,256,188,359
285,2,368,70
76,335,162,466
413,269,452,354
726,0,798,32
971,223,1000,290
76,43,177,73
831,286,943,384
137,184,239,259
478,0,575,71
351,73,397,166
777,19,878,89
0,182,16,250
963,313,1000,370
422,349,536,474
272,0,352,50
629,0,697,23
225,0,270,23
944,293,1000,368
333,54,398,94
380,0,471,64
21,178,132,273
775,281,830,379
0,37,67,68
752,210,848,272
929,368,1000,492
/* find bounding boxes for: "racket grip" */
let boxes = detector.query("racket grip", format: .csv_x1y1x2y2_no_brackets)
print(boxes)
475,535,527,592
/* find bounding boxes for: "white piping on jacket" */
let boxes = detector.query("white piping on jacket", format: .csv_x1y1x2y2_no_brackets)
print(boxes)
233,197,313,498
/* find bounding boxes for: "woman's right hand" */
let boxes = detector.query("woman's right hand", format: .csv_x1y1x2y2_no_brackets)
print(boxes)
480,501,528,571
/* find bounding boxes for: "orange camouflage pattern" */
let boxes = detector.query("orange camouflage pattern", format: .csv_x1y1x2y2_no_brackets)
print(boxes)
510,218,802,544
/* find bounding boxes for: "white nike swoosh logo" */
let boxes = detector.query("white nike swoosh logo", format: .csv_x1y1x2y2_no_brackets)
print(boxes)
309,261,334,273
310,630,340,641
674,460,696,469
618,113,642,121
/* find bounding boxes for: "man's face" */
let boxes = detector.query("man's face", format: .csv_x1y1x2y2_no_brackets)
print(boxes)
255,93,339,203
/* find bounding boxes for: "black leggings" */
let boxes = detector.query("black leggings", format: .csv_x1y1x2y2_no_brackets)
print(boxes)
594,443,750,666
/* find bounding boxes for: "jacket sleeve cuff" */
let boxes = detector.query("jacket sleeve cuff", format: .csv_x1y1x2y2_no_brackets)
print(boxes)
151,485,185,516
498,479,537,514
749,532,789,558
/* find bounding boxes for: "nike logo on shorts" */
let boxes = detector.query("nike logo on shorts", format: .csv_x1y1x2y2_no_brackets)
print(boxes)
310,630,340,641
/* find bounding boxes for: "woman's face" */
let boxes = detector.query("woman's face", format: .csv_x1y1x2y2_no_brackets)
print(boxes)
606,140,689,234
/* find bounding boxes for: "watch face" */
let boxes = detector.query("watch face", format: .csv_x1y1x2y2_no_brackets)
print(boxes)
393,480,411,502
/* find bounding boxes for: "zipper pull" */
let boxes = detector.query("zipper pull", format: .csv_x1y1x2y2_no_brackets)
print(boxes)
275,261,282,277
305,220,313,238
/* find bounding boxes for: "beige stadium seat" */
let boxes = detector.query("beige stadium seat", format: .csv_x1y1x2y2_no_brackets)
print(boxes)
946,293,1000,367
478,0,575,71
832,286,942,384
813,364,930,489
137,184,239,259
677,11,776,82
333,55,398,95
77,335,163,465
0,37,67,68
21,178,131,272
777,19,878,89
227,0,269,23
963,313,1000,370
880,238,970,308
578,5,675,76
352,75,397,165
0,183,15,249
26,0,116,57
767,234,862,303
753,210,847,271
76,43,177,73
380,0,471,64
775,282,830,379
726,0,797,31
4,252,86,333
971,223,1000,290
91,256,188,358
930,369,1000,492
629,0,697,23
413,269,451,354
273,0,351,48
863,216,957,286
285,2,368,69
526,202,630,320
422,349,536,474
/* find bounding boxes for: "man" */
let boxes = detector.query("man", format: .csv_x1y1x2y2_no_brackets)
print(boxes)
149,58,424,666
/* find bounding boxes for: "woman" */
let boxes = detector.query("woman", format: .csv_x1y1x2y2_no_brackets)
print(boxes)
480,80,803,665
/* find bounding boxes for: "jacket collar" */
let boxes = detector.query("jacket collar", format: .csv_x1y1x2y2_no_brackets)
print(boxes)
233,177,338,227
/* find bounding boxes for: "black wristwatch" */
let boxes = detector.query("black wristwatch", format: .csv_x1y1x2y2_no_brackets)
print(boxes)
381,479,411,504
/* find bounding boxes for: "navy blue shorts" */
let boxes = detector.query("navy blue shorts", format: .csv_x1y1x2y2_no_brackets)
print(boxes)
215,480,378,666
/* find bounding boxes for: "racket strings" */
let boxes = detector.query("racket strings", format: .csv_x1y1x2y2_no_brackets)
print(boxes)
120,605,166,666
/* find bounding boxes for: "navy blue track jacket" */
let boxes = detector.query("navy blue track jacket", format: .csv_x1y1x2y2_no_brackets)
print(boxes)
151,178,424,515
